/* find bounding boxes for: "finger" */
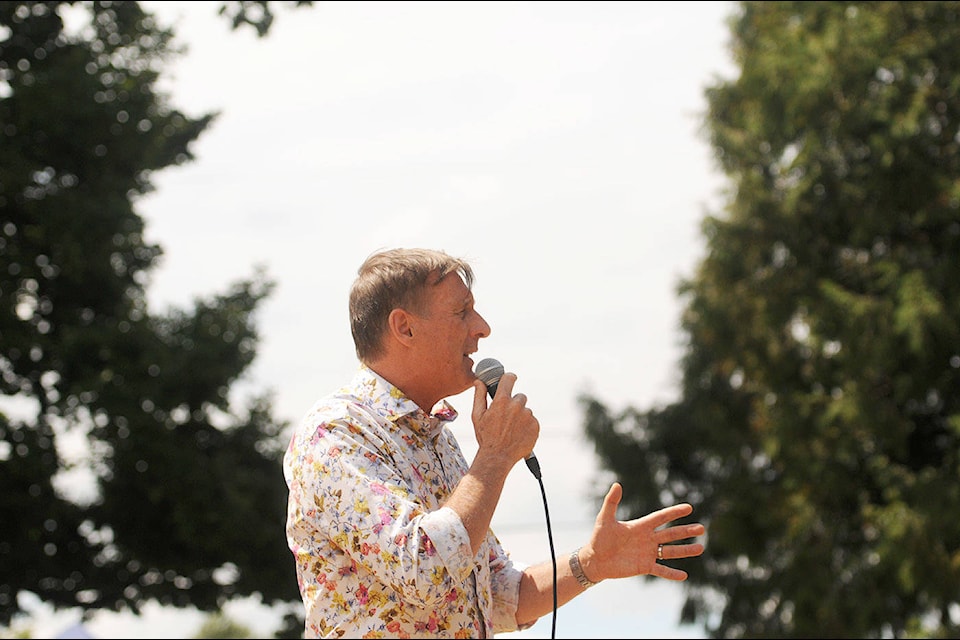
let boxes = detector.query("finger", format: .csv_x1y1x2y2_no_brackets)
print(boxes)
596,482,622,527
658,542,705,560
673,523,706,541
651,564,689,581
512,392,527,406
656,523,706,545
472,380,488,415
494,372,517,399
647,503,694,528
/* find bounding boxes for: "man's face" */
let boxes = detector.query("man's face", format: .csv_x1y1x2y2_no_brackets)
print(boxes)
410,272,491,402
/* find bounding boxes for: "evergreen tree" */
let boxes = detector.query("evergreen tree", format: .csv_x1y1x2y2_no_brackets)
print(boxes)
0,1,309,629
581,2,960,637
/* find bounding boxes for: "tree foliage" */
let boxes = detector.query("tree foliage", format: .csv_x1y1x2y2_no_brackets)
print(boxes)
0,0,309,630
192,611,253,639
581,2,960,637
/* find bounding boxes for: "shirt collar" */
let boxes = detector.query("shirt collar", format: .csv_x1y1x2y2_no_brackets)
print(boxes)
354,364,459,434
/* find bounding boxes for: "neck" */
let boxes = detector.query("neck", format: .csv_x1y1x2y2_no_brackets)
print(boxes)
366,359,438,413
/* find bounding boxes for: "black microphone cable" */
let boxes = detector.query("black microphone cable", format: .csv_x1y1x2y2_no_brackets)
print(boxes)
533,455,557,639
475,358,557,639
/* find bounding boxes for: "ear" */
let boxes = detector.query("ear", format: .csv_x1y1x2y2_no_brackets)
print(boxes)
387,308,416,346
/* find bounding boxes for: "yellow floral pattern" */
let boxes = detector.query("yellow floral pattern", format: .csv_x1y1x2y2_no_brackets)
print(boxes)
283,365,526,638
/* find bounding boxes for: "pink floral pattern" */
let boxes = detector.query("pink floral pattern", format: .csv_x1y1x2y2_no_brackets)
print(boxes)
283,365,527,638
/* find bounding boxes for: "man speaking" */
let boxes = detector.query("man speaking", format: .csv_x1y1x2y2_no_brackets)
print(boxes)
282,247,706,638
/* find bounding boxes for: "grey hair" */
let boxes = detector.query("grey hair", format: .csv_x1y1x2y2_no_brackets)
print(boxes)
349,248,475,361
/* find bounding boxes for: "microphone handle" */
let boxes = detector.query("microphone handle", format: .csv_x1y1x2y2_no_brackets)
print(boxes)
524,452,542,479
486,382,541,479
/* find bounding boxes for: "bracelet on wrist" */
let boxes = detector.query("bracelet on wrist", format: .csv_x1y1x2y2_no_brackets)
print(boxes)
569,547,597,589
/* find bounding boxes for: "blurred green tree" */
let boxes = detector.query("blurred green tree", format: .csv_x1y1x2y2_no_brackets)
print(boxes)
0,0,309,632
193,611,252,639
580,2,960,637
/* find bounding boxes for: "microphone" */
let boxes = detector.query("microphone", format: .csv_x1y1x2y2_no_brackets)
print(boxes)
474,357,541,479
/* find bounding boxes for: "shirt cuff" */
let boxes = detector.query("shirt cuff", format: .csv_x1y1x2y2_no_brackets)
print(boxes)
420,506,479,583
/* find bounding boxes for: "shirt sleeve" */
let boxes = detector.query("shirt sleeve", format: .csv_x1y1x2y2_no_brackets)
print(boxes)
290,411,480,608
418,505,480,583
487,535,535,632
430,418,534,632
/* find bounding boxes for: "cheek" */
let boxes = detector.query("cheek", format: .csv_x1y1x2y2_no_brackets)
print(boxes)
420,319,469,352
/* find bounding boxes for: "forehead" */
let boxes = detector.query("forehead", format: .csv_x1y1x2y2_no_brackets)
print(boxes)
427,272,472,306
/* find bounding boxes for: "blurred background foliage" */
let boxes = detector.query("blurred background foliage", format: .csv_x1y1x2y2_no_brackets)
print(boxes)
0,1,309,636
581,2,960,638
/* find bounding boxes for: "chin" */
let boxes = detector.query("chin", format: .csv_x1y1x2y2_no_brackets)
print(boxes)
449,372,474,397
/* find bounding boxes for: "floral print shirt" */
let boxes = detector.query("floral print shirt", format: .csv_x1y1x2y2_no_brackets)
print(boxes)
283,364,528,638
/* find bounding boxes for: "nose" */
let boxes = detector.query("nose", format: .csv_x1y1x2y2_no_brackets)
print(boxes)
473,310,491,339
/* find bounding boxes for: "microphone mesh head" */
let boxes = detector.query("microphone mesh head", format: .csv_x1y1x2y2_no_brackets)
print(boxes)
474,358,504,387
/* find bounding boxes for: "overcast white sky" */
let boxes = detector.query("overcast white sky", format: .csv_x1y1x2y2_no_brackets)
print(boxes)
27,1,738,637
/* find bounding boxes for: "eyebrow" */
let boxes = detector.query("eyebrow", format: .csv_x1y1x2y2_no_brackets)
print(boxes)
457,293,475,309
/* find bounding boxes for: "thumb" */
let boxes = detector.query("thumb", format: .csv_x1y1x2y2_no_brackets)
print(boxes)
596,482,623,526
